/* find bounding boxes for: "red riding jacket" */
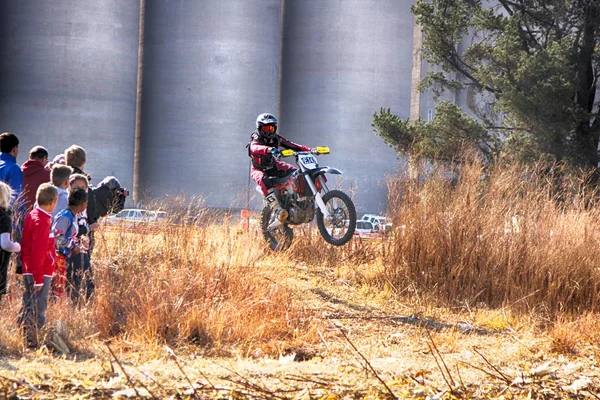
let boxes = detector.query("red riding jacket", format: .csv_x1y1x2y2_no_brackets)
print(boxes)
20,207,55,287
248,131,310,170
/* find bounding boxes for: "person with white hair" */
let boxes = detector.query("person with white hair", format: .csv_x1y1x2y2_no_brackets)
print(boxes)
0,182,20,301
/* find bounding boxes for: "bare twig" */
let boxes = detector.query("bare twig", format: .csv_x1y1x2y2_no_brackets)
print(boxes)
284,374,330,387
165,345,214,397
215,362,285,400
335,324,396,399
473,348,512,383
105,342,144,398
127,360,170,395
459,360,508,382
317,330,330,352
427,341,454,392
425,330,456,389
455,364,466,390
409,374,427,387
0,375,40,393
507,332,536,353
585,389,600,400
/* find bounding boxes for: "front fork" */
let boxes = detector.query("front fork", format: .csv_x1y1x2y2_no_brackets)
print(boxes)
306,175,330,218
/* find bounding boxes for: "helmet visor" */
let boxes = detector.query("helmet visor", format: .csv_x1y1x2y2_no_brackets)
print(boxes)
261,125,277,133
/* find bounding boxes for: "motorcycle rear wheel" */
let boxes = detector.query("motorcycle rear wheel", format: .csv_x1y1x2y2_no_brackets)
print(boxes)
261,206,294,251
316,190,356,246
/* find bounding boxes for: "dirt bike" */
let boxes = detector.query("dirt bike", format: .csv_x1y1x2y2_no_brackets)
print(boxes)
258,146,356,251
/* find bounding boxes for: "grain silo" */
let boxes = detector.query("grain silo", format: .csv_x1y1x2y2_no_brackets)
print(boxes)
279,0,414,214
0,0,140,190
139,0,283,208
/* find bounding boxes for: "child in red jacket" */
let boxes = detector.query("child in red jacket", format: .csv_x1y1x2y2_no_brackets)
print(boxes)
17,183,58,347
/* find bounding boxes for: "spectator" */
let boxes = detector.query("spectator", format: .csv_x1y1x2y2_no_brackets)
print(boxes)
0,182,21,302
47,154,65,170
0,133,25,275
50,165,72,218
93,176,128,219
66,174,94,303
0,132,23,202
65,145,101,260
52,188,87,300
64,145,89,181
65,145,98,232
17,183,58,348
21,146,50,212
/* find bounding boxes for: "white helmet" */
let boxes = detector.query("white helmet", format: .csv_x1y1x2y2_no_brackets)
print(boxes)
256,113,278,139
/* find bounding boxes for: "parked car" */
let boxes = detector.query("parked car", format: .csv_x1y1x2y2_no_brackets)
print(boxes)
147,211,168,222
354,220,382,239
103,209,168,227
360,214,392,234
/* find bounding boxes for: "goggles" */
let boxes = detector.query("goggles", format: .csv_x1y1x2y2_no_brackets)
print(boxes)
261,125,277,133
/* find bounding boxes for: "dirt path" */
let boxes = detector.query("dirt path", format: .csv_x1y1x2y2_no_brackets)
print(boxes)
1,260,599,399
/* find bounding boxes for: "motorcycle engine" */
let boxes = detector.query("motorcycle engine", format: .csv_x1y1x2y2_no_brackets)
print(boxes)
287,198,315,225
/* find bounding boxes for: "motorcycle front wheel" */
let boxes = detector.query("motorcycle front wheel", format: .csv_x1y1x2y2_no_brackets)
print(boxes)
261,206,294,251
316,190,356,246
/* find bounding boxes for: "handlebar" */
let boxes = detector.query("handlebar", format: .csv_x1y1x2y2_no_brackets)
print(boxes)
279,146,330,158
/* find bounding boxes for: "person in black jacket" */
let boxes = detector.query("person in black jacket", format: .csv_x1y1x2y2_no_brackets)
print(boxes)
92,176,128,219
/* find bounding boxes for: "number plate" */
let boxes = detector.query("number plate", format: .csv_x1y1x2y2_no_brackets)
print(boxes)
301,156,317,165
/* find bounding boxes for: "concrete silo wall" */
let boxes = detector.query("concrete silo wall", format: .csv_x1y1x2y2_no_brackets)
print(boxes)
139,0,282,208
0,0,140,190
279,0,414,213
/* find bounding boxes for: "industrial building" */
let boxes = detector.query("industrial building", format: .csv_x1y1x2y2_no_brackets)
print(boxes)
0,0,416,213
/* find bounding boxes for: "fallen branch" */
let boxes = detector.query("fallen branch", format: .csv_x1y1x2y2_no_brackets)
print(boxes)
165,345,211,397
455,364,466,391
105,342,154,399
0,375,40,393
325,313,488,334
473,348,512,384
127,359,170,396
335,323,397,399
426,330,456,391
459,360,509,383
283,374,330,387
215,362,285,400
585,389,600,400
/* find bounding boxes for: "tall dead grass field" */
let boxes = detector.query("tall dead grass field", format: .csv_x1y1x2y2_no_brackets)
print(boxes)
0,219,321,357
1,157,600,357
384,157,600,319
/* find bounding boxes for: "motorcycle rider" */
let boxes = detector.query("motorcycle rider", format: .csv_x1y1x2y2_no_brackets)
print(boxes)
248,113,312,225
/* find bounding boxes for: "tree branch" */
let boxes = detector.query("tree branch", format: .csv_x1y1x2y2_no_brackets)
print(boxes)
438,41,500,94
486,126,531,131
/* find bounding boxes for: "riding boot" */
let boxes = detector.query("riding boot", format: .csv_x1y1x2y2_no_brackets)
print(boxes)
265,191,288,224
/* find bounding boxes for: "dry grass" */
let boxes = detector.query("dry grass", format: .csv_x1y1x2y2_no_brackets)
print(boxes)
1,184,600,397
0,212,320,357
384,156,600,318
548,312,600,355
2,159,600,397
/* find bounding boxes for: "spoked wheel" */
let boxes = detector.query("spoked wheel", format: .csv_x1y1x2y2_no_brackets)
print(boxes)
261,206,294,251
316,190,356,246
